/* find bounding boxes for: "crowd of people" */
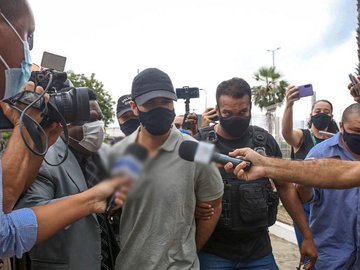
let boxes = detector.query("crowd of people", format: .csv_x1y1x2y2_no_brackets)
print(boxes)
1,0,360,270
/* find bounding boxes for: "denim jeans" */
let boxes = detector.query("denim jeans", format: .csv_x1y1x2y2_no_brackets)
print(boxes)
199,251,279,270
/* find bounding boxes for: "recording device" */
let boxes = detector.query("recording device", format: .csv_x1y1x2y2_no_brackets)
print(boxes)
30,69,90,127
0,69,90,130
105,143,148,215
297,84,313,98
176,87,200,129
178,140,252,170
176,87,199,99
349,73,360,96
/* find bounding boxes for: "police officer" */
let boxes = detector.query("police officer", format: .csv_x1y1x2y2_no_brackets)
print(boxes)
194,77,317,270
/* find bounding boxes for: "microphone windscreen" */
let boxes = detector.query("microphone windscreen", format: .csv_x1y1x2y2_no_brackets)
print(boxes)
178,141,198,162
123,143,148,162
111,143,148,177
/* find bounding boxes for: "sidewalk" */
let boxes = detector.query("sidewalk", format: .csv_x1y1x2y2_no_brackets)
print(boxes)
271,205,301,269
271,233,300,270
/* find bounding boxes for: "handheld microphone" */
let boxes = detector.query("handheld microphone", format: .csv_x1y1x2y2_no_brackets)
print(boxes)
178,140,251,170
105,143,148,215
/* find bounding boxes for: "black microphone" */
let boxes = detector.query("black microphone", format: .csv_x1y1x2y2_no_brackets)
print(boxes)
178,140,251,170
105,143,148,215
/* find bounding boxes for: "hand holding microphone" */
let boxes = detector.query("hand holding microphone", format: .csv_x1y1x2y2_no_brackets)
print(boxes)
178,140,252,170
105,143,148,215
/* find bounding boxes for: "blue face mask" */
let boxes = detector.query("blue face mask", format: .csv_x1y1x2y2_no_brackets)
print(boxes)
0,12,32,100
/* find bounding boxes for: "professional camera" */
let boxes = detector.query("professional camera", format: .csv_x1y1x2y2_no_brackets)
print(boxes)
175,86,200,129
0,69,90,130
30,70,90,127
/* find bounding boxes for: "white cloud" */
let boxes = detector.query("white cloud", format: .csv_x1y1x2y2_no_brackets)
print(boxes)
29,0,358,126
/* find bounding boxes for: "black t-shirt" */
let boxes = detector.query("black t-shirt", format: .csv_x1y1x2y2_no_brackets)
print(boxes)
194,125,282,262
292,129,324,160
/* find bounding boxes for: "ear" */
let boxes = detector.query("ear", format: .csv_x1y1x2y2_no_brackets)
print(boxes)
130,100,139,117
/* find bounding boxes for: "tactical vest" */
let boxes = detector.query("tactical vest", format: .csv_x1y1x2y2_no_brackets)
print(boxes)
198,125,279,232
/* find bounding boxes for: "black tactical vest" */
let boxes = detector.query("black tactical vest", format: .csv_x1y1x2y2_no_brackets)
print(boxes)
197,125,279,232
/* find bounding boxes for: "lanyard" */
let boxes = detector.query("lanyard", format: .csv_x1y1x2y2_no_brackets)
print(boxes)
309,131,318,146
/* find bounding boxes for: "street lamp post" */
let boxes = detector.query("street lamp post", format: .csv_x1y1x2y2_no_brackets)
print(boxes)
199,88,207,110
266,47,281,67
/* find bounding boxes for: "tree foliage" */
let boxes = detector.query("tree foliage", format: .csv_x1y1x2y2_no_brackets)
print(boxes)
67,71,114,126
251,66,289,110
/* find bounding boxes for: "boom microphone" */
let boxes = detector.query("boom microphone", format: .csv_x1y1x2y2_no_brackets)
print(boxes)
105,143,148,215
178,140,251,170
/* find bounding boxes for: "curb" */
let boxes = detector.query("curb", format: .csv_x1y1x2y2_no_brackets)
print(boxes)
269,221,298,245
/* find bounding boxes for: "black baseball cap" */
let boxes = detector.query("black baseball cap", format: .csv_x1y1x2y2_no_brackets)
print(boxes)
131,68,177,105
116,94,132,118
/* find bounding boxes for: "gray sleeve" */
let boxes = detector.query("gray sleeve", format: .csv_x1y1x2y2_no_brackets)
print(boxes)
195,163,223,202
15,166,58,209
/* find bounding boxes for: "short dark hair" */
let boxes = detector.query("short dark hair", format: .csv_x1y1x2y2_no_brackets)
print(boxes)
311,99,333,113
216,78,251,104
0,0,30,25
342,103,360,123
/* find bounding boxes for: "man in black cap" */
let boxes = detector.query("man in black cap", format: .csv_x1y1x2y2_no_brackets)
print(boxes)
110,68,224,270
116,94,140,136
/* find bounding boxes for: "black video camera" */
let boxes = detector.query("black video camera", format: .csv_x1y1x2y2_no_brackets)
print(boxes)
0,69,90,130
30,70,90,127
176,87,199,100
175,87,200,130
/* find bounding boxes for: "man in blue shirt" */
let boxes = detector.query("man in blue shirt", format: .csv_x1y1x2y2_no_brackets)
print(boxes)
295,103,360,269
0,0,129,259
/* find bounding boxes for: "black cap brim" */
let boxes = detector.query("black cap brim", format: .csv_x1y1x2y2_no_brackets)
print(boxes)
134,90,177,105
116,107,132,118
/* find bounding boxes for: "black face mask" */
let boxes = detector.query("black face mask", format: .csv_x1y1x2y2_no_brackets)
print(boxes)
220,115,251,138
120,118,140,136
343,128,360,155
138,107,175,136
311,113,331,130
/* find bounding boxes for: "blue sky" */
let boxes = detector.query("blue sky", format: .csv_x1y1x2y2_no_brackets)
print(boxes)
29,0,357,127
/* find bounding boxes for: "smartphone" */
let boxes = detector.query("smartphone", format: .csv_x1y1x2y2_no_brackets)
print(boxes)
207,107,219,122
348,73,360,96
297,84,313,98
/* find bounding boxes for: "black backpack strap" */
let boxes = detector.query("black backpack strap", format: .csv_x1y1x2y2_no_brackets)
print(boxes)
250,125,268,149
197,125,217,142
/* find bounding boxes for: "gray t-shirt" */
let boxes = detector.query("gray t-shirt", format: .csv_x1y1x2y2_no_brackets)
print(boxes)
110,127,223,270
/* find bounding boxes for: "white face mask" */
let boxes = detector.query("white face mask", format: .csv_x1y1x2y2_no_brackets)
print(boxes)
72,120,105,153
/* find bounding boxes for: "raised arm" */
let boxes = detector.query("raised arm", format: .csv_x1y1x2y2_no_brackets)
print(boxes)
282,86,303,148
1,82,62,212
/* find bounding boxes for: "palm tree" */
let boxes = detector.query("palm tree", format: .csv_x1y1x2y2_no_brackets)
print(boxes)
252,66,289,135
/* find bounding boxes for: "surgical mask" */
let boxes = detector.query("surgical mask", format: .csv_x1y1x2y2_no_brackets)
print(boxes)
311,113,331,131
71,120,105,152
0,12,32,100
120,118,140,136
138,107,175,136
220,115,251,138
343,128,360,155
